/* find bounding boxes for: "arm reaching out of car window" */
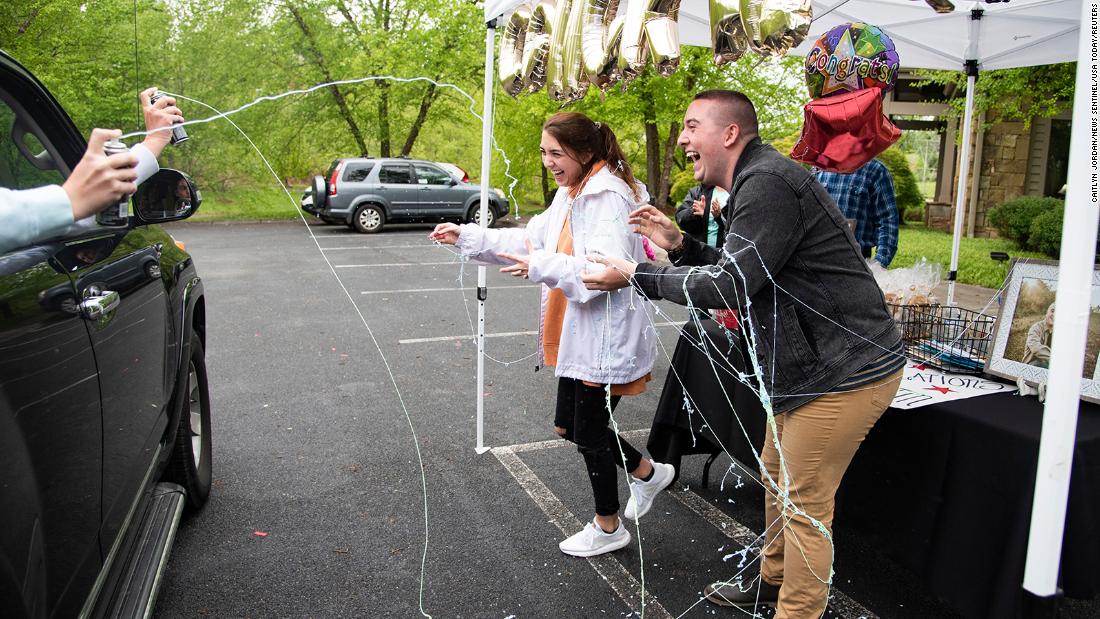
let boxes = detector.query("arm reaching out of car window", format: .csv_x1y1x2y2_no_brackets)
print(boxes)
63,129,140,220
0,87,184,254
1,129,137,254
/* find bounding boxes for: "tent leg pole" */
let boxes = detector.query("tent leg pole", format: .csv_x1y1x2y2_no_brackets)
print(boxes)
948,70,976,306
475,22,496,455
1022,0,1099,598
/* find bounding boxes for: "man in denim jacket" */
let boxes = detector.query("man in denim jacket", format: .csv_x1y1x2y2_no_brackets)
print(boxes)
583,90,903,618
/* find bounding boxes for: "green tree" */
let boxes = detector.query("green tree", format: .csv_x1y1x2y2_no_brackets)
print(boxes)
916,63,1076,125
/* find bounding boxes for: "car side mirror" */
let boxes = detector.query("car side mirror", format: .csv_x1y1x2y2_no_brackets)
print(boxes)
133,169,201,224
448,178,458,186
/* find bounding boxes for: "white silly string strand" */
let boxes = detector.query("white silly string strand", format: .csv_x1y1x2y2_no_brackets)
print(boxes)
123,76,523,216
169,92,436,619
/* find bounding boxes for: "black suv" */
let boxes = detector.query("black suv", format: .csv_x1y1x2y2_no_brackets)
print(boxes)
308,157,510,233
0,52,212,616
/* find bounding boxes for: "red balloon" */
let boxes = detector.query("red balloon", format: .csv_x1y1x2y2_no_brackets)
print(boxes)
790,87,901,173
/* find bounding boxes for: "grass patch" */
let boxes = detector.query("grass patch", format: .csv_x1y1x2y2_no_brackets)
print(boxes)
189,185,303,222
893,222,1047,289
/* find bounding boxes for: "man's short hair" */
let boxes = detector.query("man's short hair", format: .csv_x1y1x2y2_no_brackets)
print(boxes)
693,90,759,140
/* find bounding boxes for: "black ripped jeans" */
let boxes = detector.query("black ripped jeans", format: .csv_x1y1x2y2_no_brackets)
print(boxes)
555,377,645,516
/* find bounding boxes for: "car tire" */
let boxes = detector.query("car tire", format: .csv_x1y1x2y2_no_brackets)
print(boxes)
467,205,496,228
165,332,212,513
353,204,385,233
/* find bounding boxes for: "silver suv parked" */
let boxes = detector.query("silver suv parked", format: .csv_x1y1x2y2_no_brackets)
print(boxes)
309,157,509,233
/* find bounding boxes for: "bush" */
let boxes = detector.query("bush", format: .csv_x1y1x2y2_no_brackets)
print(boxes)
1028,205,1065,258
988,196,1062,244
877,148,923,223
669,168,698,208
904,204,925,223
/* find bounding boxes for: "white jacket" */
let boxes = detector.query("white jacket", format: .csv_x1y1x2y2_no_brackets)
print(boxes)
456,166,656,385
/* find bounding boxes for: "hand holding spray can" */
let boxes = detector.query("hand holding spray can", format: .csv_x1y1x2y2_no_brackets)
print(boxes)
95,139,131,226
149,89,188,145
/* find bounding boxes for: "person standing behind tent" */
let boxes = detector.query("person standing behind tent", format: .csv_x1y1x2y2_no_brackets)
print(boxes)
815,158,899,267
676,184,729,247
429,112,674,558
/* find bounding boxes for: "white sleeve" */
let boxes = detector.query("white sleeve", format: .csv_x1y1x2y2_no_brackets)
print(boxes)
455,208,553,266
527,191,634,304
130,143,160,185
0,185,73,254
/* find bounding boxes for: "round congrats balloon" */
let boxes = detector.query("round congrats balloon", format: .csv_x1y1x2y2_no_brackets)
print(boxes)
804,22,900,100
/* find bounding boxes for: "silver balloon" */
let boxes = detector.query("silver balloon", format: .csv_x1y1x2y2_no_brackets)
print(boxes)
581,0,625,91
740,0,812,57
619,0,681,78
546,0,578,99
922,0,955,13
710,0,749,65
521,2,556,94
499,8,531,96
618,0,649,78
560,0,591,100
644,1,682,77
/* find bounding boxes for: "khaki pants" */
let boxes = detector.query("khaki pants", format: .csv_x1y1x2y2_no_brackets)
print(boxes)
760,369,903,618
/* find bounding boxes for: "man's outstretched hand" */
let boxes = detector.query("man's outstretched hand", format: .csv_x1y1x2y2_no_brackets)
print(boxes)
629,205,683,251
580,254,635,291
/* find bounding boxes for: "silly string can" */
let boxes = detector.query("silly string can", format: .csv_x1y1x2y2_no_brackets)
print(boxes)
96,139,130,226
150,90,189,145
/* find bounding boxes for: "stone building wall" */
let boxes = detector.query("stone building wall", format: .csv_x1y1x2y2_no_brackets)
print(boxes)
927,112,1033,238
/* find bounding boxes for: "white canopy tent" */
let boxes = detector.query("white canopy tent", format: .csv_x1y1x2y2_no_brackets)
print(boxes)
478,0,1095,602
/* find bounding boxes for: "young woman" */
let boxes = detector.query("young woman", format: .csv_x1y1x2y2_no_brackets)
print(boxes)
430,112,675,557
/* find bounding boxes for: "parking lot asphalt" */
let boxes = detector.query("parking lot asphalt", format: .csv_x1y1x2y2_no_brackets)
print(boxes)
150,220,1086,618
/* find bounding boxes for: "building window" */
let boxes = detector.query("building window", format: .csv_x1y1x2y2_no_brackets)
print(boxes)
1045,119,1071,198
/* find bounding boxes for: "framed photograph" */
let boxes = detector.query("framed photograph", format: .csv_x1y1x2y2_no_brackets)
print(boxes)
986,259,1100,403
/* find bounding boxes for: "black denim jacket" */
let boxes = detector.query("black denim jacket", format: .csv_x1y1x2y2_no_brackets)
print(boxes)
634,138,900,413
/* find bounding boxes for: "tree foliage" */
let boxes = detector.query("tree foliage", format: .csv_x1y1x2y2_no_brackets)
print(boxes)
1,0,807,212
915,63,1076,125
876,148,923,222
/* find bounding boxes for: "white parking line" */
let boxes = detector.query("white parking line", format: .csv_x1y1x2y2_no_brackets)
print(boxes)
320,244,443,251
334,261,457,268
492,433,878,619
505,428,651,454
398,322,682,345
491,446,672,619
362,285,540,295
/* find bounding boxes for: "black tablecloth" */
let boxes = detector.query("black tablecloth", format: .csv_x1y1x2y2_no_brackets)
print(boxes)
645,323,1100,617
840,392,1100,618
646,319,767,480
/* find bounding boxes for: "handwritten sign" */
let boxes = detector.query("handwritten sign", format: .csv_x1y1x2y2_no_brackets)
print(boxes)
891,361,1016,409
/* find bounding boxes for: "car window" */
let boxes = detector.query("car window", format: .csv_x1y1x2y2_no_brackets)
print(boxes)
414,163,452,185
378,164,414,185
0,99,64,190
343,162,374,183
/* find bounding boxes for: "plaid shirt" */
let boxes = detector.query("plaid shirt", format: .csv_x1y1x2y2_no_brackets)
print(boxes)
815,159,898,267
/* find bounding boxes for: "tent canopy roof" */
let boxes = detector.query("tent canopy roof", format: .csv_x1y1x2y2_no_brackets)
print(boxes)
485,0,1081,72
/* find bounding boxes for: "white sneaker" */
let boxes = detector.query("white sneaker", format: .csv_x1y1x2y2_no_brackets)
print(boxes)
623,461,676,520
559,518,631,557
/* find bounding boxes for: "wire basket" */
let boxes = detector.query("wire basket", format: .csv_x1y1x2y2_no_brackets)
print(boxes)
888,303,996,375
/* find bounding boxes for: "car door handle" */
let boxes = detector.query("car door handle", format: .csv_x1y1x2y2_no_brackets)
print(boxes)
80,290,120,320
419,187,431,191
